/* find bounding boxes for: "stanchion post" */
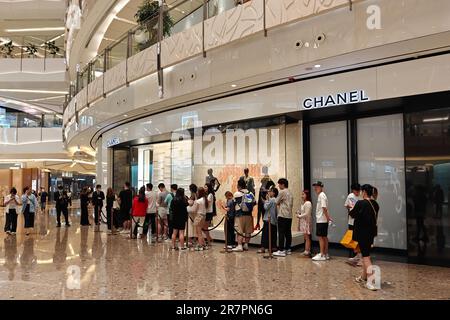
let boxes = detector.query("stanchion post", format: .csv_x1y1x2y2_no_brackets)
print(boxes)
185,218,188,249
220,215,229,254
155,212,159,243
264,214,275,259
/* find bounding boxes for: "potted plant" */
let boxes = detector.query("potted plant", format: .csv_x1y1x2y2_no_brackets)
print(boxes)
45,41,60,57
134,0,174,51
25,43,38,58
0,41,14,58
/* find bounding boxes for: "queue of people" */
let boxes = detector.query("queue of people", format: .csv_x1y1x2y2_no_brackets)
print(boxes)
2,167,380,291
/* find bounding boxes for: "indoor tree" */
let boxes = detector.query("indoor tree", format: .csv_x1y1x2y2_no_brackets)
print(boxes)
134,0,174,51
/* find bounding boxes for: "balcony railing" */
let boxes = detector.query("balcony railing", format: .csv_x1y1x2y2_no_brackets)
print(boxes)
71,0,237,97
0,113,62,129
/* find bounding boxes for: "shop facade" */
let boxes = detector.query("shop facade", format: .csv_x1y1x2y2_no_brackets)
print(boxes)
101,53,450,266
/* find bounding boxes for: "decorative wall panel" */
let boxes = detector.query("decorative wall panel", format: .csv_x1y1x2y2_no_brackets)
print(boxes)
104,61,127,93
161,23,203,67
127,45,158,83
265,0,349,28
88,77,103,102
204,0,264,51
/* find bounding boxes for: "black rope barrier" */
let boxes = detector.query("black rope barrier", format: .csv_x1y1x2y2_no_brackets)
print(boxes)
233,222,265,239
202,215,225,232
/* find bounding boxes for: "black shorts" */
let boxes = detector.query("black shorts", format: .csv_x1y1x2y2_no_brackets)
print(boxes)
205,212,214,222
358,241,373,257
348,224,354,231
316,223,329,237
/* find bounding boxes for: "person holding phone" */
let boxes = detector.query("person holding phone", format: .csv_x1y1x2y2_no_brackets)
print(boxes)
4,188,21,235
21,187,38,236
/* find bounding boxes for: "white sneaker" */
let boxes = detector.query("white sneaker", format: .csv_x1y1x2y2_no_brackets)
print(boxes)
312,253,326,261
273,250,287,257
301,251,311,256
226,245,233,249
232,245,243,252
325,254,330,260
286,249,292,255
365,282,379,291
243,243,249,251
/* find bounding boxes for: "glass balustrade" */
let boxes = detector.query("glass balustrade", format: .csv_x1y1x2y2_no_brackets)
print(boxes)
0,110,62,128
69,0,252,99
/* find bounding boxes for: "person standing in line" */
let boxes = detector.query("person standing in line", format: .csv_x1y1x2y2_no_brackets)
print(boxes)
258,187,278,254
297,190,312,257
92,185,105,226
131,186,148,239
156,183,169,240
222,191,236,250
187,184,198,248
345,183,362,265
232,179,256,252
239,168,256,195
21,187,38,236
204,183,216,245
191,188,208,251
273,178,294,257
106,187,118,233
80,186,90,226
312,181,333,261
144,183,158,239
350,184,380,291
255,166,275,230
170,188,188,250
38,187,48,213
4,188,21,236
118,182,133,232
165,184,178,240
54,185,68,227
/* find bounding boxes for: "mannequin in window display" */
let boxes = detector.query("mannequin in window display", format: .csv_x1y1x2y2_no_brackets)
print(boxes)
205,168,221,192
255,166,275,230
238,168,255,195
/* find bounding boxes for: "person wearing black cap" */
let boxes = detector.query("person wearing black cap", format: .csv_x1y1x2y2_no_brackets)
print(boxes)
312,181,332,261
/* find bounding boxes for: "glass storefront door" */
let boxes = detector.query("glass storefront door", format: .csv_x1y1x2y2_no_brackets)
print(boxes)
405,108,450,266
310,121,349,243
309,114,407,250
357,115,407,250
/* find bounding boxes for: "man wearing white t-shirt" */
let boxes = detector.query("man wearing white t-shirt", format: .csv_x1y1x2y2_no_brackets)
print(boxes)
345,183,361,264
312,181,333,261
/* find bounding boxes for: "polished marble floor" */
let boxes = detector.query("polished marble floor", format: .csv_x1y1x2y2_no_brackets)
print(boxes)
0,207,449,300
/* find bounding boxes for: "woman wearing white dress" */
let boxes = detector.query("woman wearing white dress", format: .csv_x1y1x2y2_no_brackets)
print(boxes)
297,190,312,256
187,184,198,247
189,188,208,251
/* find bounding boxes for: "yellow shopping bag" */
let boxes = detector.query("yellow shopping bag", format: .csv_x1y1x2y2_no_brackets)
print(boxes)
340,230,358,250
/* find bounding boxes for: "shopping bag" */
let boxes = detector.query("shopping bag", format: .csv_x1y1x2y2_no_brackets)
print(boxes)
340,230,358,249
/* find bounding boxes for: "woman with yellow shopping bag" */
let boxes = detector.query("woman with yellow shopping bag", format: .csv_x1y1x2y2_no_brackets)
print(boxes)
348,184,380,291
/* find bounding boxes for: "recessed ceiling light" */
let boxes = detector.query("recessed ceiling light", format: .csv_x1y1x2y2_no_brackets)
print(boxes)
314,64,321,68
231,84,237,88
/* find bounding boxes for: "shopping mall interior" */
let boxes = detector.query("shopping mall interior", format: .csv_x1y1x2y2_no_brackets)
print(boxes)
0,0,450,305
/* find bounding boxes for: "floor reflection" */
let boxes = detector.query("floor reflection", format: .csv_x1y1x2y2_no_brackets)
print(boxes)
0,207,449,300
